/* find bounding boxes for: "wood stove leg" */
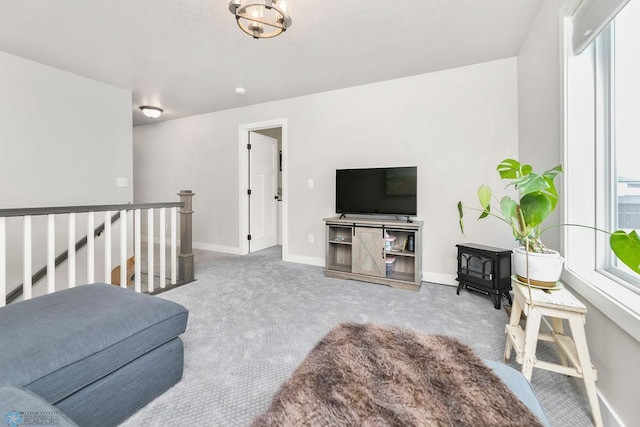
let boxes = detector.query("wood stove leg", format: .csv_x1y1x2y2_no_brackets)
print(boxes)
491,293,501,309
505,291,512,306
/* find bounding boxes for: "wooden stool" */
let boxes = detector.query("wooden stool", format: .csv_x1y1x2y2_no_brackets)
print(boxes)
504,279,602,427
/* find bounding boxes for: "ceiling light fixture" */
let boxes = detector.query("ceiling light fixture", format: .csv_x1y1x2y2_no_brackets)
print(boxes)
140,106,163,118
228,0,292,39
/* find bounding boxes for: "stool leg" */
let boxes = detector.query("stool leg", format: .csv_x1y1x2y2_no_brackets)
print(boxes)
504,298,523,362
550,317,569,367
521,308,542,381
568,316,603,427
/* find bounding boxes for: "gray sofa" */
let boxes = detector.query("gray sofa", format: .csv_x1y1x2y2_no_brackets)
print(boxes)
0,283,188,426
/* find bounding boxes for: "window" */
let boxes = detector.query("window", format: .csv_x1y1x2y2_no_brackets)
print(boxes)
598,1,640,289
564,0,640,337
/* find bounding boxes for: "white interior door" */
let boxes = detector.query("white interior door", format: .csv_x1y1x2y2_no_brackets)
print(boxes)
249,132,278,252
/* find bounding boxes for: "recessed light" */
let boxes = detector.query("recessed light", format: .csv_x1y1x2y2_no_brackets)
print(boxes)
140,106,163,118
235,87,246,95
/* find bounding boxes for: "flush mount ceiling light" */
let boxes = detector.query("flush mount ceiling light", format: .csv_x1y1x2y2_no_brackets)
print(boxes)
228,0,292,39
139,106,163,118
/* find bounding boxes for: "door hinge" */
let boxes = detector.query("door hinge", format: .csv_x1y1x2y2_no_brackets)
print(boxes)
247,143,252,150
247,234,252,241
247,189,252,195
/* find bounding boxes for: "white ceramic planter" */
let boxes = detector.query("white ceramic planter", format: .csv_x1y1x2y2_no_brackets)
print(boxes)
512,247,564,285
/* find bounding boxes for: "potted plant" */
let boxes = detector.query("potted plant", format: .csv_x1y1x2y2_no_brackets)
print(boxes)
457,158,640,287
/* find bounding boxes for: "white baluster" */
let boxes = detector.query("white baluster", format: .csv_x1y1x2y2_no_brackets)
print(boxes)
87,212,95,283
120,210,127,288
147,208,154,292
47,214,55,294
68,213,76,287
135,209,141,292
0,218,6,306
159,208,166,288
171,207,177,285
104,211,112,283
23,216,32,300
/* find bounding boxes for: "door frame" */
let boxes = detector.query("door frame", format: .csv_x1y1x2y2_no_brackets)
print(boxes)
238,118,288,258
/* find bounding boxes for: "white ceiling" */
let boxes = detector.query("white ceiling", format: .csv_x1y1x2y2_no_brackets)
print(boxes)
0,0,542,126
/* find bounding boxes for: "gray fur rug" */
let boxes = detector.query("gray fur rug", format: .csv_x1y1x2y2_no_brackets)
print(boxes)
253,323,542,427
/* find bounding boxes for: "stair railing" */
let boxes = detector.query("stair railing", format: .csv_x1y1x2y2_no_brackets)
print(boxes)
5,211,122,304
0,190,195,306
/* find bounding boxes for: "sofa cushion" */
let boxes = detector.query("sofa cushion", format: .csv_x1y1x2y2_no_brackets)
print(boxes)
56,337,184,427
0,386,78,427
0,284,188,404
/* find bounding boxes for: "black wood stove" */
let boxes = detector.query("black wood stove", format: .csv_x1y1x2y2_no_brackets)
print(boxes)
456,243,512,309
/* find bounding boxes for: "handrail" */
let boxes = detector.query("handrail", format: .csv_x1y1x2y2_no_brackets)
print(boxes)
0,202,183,218
5,211,123,304
2,195,192,305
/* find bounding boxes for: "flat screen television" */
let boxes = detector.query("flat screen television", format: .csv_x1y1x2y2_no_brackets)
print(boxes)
336,166,417,216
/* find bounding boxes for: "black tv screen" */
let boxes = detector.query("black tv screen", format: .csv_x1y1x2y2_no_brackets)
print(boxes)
336,167,417,216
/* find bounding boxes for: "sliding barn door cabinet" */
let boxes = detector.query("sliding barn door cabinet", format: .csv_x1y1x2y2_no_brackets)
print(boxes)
324,217,423,291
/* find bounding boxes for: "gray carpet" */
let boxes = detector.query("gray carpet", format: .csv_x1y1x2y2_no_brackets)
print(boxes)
121,246,593,426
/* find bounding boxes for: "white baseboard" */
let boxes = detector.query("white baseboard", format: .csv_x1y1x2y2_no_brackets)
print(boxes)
138,237,456,287
139,236,243,255
422,272,457,287
598,388,625,427
284,253,325,267
192,241,243,255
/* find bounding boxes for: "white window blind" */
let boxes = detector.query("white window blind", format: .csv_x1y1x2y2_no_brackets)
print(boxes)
573,0,630,53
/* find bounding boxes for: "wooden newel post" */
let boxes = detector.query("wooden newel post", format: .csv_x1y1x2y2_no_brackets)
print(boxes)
178,190,195,283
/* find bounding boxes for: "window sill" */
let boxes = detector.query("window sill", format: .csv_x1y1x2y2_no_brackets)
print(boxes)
562,268,640,342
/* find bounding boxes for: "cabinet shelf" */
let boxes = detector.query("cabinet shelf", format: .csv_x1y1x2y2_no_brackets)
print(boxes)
324,217,423,291
326,262,351,273
387,271,415,282
386,250,415,258
329,239,352,245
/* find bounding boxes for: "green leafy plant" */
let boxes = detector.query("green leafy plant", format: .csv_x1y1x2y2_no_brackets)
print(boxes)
457,158,640,274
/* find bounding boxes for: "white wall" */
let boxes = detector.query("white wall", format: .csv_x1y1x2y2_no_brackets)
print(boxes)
0,50,133,293
0,51,133,207
517,1,640,425
134,57,520,285
517,0,563,252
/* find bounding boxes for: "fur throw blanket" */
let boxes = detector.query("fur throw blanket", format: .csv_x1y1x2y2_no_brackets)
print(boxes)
253,323,542,427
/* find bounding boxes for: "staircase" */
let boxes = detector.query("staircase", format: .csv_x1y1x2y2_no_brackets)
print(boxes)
0,191,196,305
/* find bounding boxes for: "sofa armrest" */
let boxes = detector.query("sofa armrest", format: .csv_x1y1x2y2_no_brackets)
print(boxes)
484,360,551,427
0,386,78,427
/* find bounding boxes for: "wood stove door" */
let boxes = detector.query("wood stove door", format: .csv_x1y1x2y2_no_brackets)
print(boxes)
353,227,386,277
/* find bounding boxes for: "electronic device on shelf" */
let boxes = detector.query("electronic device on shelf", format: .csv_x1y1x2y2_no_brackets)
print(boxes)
335,166,417,217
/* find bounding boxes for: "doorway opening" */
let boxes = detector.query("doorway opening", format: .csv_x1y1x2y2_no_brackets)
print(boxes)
238,119,288,259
